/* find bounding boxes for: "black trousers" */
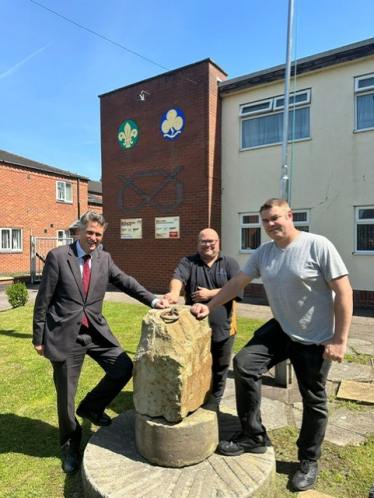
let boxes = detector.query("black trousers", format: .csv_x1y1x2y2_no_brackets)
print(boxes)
211,334,235,402
234,319,331,461
51,324,133,447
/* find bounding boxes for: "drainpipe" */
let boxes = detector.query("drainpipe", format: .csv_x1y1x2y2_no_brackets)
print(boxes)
77,178,81,220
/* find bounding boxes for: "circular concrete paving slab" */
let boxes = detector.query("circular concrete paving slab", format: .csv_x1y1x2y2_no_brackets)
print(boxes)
82,409,275,498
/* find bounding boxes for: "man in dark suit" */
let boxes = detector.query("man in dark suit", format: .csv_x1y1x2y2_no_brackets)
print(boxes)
33,211,169,475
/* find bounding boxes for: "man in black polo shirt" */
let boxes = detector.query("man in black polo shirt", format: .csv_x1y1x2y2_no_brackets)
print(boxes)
164,228,242,402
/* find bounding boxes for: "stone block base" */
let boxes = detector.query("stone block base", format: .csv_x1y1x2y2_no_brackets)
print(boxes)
135,397,218,467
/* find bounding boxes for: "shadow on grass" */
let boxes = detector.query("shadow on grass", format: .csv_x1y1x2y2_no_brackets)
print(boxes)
0,329,33,339
275,459,300,491
0,413,60,458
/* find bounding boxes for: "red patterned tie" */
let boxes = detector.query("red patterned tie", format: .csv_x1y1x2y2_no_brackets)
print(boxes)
82,254,91,327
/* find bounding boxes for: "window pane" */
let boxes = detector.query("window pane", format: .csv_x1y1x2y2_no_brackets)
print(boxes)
65,183,73,202
12,229,21,249
241,227,261,250
358,76,374,89
275,92,308,109
242,113,282,148
57,182,65,200
293,212,307,222
357,94,374,130
1,230,10,249
358,208,374,220
242,108,310,148
290,107,310,139
357,224,374,251
242,215,259,224
242,101,271,114
297,225,309,233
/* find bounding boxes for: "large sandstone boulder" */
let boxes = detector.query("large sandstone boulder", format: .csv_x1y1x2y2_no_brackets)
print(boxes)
133,306,212,422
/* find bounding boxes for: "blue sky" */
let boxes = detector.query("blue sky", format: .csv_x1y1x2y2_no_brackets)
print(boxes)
1,0,373,181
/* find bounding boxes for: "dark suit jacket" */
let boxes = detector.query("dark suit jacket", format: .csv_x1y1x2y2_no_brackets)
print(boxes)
33,242,157,362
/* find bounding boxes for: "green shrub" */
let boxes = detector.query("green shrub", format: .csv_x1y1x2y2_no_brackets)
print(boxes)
6,282,29,308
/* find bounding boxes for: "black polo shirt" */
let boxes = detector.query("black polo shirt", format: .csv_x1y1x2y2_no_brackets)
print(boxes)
172,252,243,342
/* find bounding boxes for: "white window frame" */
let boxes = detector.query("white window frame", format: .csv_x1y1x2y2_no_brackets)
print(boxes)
355,74,374,92
292,209,310,232
239,99,273,116
240,89,311,150
355,206,374,254
0,228,23,253
240,213,261,252
354,73,374,132
273,89,311,110
56,181,73,203
56,230,73,247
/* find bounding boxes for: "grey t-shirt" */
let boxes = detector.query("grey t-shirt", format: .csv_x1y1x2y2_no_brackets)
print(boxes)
242,232,348,344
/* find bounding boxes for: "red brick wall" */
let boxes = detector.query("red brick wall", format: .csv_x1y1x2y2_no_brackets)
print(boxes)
101,60,226,292
0,163,88,274
88,202,103,214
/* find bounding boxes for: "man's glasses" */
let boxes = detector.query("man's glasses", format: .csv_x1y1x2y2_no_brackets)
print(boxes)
199,239,218,246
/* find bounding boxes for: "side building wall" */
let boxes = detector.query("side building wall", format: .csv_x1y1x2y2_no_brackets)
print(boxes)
0,163,88,275
221,55,374,307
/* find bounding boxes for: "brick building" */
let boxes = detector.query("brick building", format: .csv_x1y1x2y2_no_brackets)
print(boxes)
88,180,103,214
99,59,227,292
0,150,89,277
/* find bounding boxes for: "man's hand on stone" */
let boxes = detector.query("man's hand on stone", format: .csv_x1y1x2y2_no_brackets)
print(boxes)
154,299,170,309
190,303,210,319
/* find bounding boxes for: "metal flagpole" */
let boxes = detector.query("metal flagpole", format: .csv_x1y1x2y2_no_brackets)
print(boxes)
276,0,295,387
280,0,295,203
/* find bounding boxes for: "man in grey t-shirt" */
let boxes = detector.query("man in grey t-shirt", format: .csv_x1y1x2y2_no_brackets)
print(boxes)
191,198,352,493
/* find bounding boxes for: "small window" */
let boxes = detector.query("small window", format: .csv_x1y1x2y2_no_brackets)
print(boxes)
240,89,311,149
355,74,374,92
274,89,311,110
56,181,73,203
355,206,374,253
240,99,273,116
57,230,71,247
0,228,22,252
240,213,261,251
355,74,374,131
293,210,310,232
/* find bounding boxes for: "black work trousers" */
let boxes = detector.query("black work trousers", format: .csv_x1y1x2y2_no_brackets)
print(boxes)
51,324,133,447
233,319,331,461
211,334,235,403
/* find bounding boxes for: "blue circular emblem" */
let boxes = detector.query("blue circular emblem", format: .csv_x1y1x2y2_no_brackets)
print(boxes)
160,108,185,140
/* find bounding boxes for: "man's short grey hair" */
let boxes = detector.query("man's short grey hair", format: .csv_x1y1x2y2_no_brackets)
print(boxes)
79,211,107,231
259,198,290,213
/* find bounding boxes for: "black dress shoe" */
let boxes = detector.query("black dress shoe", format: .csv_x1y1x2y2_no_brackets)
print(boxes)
76,403,112,426
217,431,267,456
291,460,319,491
61,441,80,476
62,452,80,476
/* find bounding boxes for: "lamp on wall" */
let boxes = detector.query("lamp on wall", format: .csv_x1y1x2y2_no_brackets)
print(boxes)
137,90,150,102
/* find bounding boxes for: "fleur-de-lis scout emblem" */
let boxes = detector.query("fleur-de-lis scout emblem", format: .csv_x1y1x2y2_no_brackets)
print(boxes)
118,120,139,149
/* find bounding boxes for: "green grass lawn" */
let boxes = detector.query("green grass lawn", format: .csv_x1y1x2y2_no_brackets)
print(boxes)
0,303,372,497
